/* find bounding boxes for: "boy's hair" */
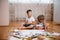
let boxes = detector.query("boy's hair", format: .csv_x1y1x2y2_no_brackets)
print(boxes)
37,15,45,22
26,9,32,14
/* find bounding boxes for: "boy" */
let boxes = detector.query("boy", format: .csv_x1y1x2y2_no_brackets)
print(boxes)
36,15,49,30
21,9,35,29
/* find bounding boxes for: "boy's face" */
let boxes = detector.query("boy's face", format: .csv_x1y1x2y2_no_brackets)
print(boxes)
39,18,44,22
40,20,44,22
27,11,32,17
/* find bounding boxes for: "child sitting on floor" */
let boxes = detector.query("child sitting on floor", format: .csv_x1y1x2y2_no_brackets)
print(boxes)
36,15,49,30
21,9,35,29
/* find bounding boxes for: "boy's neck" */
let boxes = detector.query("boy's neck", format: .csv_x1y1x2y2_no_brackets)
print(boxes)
28,16,32,18
39,21,44,23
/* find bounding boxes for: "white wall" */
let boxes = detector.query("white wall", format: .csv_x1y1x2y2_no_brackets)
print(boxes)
9,3,51,21
54,0,60,24
0,0,9,26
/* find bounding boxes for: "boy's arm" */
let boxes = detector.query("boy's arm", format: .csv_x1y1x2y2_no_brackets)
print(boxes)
25,20,28,24
31,18,36,25
31,21,36,25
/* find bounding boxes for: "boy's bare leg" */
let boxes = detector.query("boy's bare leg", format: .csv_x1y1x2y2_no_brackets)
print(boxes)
18,22,25,30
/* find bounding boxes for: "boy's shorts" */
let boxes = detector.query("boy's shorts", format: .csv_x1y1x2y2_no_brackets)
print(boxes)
23,24,31,27
23,24,34,29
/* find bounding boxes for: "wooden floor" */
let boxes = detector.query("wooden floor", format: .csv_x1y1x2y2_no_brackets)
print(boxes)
0,21,60,40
